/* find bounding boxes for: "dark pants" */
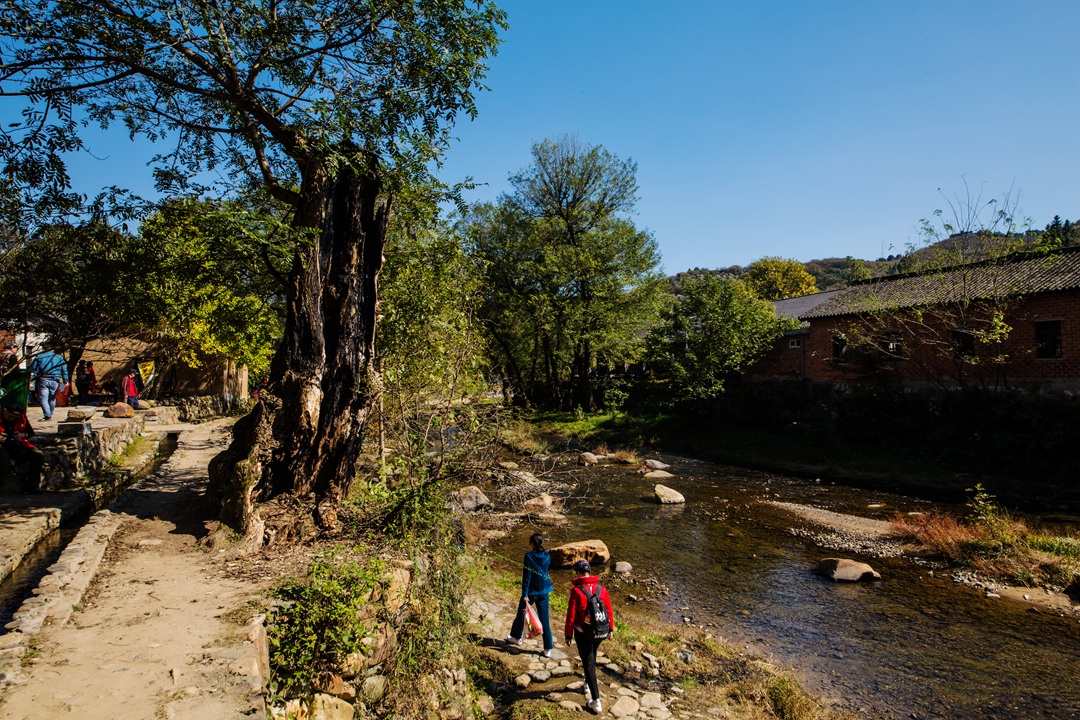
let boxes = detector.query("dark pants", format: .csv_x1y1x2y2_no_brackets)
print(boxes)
574,628,603,702
75,379,90,400
0,442,45,492
509,593,553,651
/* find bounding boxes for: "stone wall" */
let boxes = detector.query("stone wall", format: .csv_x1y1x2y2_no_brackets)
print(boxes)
174,394,247,422
37,415,146,489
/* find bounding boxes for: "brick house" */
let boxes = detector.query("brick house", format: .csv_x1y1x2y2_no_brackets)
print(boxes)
751,247,1080,392
745,290,839,381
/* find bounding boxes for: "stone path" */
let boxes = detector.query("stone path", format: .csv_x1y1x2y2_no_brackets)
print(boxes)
0,417,267,720
467,595,681,718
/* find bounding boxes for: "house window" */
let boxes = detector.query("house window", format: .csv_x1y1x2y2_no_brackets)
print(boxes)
1035,320,1062,359
880,330,903,361
788,338,802,349
952,330,976,360
832,336,848,363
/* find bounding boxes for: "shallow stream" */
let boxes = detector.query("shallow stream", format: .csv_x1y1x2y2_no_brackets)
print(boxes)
491,456,1080,719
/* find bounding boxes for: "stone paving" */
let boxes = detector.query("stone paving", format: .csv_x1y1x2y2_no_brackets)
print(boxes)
467,594,683,718
0,405,175,587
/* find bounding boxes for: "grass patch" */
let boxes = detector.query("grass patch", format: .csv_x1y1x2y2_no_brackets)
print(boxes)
890,485,1080,588
531,410,619,442
105,434,157,470
498,417,551,455
507,700,578,720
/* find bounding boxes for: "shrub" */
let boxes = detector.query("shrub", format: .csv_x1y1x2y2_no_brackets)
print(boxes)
268,554,384,700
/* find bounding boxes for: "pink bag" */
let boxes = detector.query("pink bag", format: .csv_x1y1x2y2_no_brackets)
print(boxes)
523,600,543,639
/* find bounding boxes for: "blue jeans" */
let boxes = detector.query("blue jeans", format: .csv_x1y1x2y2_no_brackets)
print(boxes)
509,593,553,651
37,378,60,419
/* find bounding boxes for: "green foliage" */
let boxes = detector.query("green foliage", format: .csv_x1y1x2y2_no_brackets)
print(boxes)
469,136,666,410
1026,534,1080,559
119,197,287,375
743,256,818,300
0,197,286,375
1039,215,1080,249
0,220,126,349
377,197,489,458
0,0,507,215
268,554,384,700
845,256,873,284
647,275,790,402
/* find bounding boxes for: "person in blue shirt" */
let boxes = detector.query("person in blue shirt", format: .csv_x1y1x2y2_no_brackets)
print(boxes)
29,345,69,420
505,533,555,657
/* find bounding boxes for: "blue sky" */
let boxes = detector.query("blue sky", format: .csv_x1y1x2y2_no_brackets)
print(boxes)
435,1,1080,273
60,1,1079,275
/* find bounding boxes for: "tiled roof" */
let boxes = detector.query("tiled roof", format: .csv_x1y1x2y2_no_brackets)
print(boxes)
771,290,841,320
800,247,1080,320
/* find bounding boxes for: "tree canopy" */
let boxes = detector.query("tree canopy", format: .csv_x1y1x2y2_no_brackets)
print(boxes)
1,0,507,537
743,256,818,300
648,274,791,403
0,0,506,210
470,136,665,410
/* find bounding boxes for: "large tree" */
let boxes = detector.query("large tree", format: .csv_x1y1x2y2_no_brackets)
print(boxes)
648,274,791,403
471,136,665,410
0,0,505,540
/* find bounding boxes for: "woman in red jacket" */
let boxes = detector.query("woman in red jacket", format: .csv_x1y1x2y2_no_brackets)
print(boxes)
564,560,614,714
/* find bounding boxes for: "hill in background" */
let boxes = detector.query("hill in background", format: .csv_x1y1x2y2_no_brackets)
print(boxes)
676,215,1080,293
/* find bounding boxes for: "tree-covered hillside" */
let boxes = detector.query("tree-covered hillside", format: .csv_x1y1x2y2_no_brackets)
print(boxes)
681,213,1079,293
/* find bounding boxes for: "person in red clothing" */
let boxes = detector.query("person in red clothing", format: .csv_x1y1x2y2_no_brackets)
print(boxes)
564,560,615,714
0,402,44,493
121,367,140,409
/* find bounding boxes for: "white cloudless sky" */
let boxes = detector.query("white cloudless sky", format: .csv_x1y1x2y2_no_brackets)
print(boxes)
58,1,1080,276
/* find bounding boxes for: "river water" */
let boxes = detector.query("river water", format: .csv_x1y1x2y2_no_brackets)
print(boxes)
490,455,1080,720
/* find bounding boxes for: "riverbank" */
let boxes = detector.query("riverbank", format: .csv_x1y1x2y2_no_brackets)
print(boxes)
478,438,1080,718
767,501,1080,618
465,554,843,720
529,404,1080,514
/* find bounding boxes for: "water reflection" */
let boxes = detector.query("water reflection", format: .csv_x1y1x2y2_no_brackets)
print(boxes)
493,457,1080,719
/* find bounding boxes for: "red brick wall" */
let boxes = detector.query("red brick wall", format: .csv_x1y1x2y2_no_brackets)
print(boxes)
797,288,1080,389
745,332,811,380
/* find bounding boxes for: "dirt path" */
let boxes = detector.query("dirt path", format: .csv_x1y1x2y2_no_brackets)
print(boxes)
0,418,269,720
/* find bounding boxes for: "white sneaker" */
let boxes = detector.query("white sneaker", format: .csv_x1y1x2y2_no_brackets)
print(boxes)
587,699,602,714
504,636,521,645
541,649,551,658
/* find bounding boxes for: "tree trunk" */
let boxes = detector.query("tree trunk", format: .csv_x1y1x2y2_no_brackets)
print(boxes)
209,160,390,542
571,338,594,411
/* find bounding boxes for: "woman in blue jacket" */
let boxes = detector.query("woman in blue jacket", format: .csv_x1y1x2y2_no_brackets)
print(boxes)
506,533,554,657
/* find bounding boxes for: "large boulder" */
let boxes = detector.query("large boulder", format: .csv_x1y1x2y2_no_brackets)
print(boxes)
450,486,490,512
104,402,135,418
311,693,356,720
818,558,881,582
644,459,670,470
65,409,95,422
578,452,600,466
522,493,558,513
550,539,610,567
654,484,685,504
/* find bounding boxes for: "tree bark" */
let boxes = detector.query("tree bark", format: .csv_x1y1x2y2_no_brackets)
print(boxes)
209,159,390,541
